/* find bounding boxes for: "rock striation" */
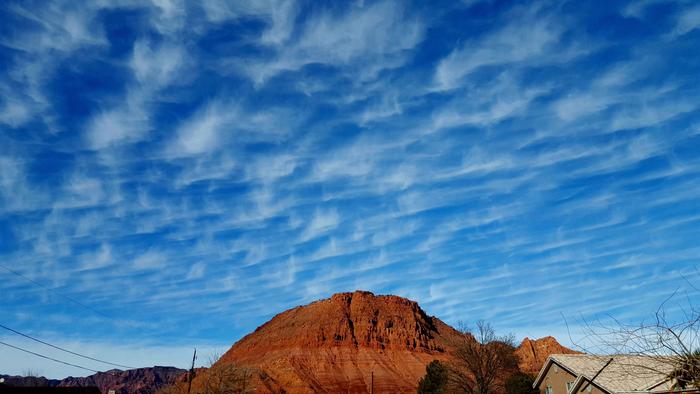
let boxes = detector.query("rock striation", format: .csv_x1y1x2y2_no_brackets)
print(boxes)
515,336,580,374
210,291,579,393
216,290,465,393
3,292,578,394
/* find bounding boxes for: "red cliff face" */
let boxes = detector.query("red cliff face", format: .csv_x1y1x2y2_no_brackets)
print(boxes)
4,293,577,394
515,336,580,374
217,290,464,393
195,291,577,393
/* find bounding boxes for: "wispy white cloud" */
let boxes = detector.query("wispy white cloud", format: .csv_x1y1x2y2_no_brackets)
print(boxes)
87,40,187,149
552,51,697,129
132,249,168,271
0,2,106,129
86,101,152,150
80,243,113,272
259,0,298,45
673,4,700,36
166,99,298,164
429,74,552,131
434,4,564,90
0,156,41,213
240,1,424,85
2,0,700,379
168,101,230,157
300,208,341,242
610,98,696,130
199,0,295,33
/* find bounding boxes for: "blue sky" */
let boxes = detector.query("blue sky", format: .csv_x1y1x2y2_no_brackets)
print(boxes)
1,0,700,378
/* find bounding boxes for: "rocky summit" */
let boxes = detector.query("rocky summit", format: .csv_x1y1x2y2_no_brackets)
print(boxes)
209,290,575,393
515,336,581,374
215,290,464,393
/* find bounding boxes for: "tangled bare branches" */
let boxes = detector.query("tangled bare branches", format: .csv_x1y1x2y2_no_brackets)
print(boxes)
569,279,700,390
448,320,519,394
157,351,253,394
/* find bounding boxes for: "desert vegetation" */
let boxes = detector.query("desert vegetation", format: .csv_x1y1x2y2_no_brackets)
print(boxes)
504,372,537,394
417,285,700,393
449,321,519,393
157,352,253,394
417,360,449,394
571,284,700,389
419,320,536,394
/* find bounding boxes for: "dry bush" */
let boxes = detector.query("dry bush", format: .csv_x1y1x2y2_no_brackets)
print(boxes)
448,320,519,394
157,351,253,394
570,275,700,390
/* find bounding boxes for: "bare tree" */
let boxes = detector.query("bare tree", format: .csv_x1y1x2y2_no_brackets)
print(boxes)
157,351,254,394
20,369,45,387
200,351,253,394
569,279,700,390
449,320,519,394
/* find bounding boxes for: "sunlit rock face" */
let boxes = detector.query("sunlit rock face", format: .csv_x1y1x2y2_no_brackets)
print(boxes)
211,290,579,393
217,290,464,393
516,336,581,374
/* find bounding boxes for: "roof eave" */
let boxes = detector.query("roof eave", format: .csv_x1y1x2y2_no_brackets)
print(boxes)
533,355,582,389
533,356,555,389
568,372,614,394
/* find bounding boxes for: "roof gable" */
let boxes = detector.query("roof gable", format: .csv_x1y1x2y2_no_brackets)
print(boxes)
533,356,579,389
538,354,676,393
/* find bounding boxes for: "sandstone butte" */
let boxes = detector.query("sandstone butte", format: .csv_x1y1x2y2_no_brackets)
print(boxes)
188,290,578,394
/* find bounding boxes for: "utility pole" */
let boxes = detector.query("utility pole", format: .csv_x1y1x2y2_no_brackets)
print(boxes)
187,348,197,394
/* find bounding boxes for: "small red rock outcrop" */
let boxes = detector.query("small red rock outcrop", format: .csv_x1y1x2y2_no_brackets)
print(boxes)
515,336,580,374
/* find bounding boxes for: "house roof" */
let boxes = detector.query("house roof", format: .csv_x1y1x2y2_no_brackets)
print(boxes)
534,354,677,394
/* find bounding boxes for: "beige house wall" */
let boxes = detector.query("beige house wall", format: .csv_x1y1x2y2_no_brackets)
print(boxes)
576,379,607,394
536,362,608,394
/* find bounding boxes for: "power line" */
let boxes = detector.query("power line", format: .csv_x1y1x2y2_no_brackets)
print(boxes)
0,263,111,319
0,264,151,371
0,340,100,374
0,323,135,370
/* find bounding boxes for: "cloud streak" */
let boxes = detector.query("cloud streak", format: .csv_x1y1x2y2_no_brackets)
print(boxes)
1,0,699,379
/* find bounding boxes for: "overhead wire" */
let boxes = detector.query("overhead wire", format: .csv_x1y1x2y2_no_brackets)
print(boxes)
0,263,111,320
0,340,100,374
0,263,144,372
0,323,136,370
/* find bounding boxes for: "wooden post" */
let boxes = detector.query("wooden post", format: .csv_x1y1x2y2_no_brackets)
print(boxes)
187,348,197,394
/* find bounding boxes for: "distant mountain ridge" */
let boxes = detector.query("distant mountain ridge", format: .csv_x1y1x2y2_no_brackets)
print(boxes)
0,366,186,394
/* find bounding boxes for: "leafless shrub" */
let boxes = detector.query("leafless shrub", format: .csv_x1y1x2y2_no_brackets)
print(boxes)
568,274,700,390
448,320,519,394
20,369,45,387
157,351,253,394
